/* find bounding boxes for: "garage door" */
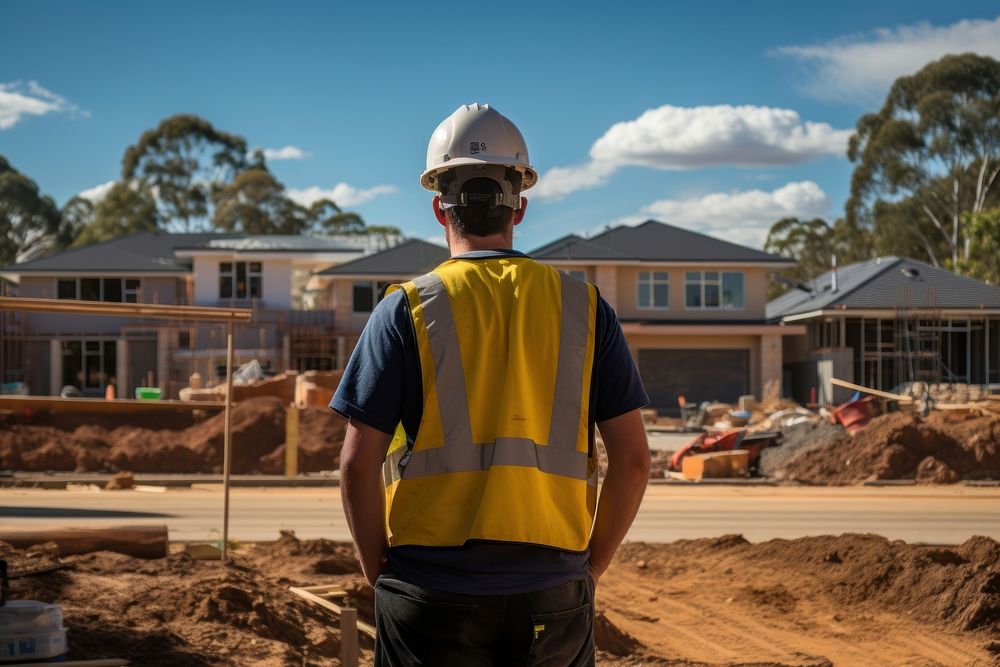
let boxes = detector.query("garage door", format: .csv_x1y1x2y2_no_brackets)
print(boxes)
639,349,750,412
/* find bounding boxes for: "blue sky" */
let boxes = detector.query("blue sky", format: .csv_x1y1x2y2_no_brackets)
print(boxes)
2,2,999,251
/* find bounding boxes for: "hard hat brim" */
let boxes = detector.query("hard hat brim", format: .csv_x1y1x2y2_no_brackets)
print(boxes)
421,157,537,193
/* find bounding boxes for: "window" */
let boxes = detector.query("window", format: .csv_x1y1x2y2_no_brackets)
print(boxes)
637,271,669,309
353,281,391,313
57,279,77,300
80,278,101,301
220,262,263,299
103,278,122,303
124,279,141,303
685,271,744,309
62,339,116,392
56,278,141,303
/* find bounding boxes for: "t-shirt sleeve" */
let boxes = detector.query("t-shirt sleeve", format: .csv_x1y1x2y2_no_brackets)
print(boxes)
592,296,649,422
330,290,411,435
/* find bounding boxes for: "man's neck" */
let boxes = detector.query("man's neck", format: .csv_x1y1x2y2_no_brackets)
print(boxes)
446,229,513,256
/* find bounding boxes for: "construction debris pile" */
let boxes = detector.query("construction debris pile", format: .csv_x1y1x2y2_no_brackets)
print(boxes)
6,531,998,665
778,409,1000,485
0,397,345,474
652,385,1000,484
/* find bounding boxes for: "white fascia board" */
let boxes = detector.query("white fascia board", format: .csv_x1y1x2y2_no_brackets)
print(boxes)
538,259,797,269
620,322,806,336
781,308,1000,323
313,273,416,281
175,250,362,261
0,270,190,278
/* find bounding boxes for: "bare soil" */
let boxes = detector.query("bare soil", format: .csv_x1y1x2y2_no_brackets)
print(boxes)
0,398,346,474
5,532,999,666
780,410,1000,485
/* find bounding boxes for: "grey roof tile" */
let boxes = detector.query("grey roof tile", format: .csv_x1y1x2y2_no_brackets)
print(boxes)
766,256,1000,320
0,232,237,273
531,220,789,263
317,239,450,276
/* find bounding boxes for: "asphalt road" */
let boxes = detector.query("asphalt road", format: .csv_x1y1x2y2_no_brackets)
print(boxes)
1,484,998,545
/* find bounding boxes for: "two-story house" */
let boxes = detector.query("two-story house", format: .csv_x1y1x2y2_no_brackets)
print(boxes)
0,231,401,398
531,221,802,410
317,221,804,412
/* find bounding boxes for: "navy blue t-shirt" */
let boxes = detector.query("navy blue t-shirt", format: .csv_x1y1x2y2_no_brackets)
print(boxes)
331,250,648,594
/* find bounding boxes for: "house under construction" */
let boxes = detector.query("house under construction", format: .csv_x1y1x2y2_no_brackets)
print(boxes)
767,256,1000,404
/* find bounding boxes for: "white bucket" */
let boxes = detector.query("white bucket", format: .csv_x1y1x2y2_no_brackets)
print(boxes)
0,600,68,662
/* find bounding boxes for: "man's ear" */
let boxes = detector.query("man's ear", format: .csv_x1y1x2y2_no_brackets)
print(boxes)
513,197,528,226
432,195,448,227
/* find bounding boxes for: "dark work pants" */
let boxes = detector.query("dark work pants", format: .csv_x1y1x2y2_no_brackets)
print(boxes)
373,574,595,666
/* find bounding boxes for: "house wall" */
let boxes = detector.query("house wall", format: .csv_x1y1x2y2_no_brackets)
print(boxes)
18,275,184,336
193,257,292,309
600,265,769,322
329,278,394,335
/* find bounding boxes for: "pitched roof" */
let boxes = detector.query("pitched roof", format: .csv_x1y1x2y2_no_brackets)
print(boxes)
530,220,789,263
766,256,1000,320
0,232,239,273
317,239,450,276
1,232,390,274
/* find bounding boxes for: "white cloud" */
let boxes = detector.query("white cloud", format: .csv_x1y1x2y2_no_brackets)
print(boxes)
77,180,116,203
286,183,397,208
533,105,849,200
775,16,1000,101
629,181,830,249
531,161,618,200
261,145,309,161
0,81,82,130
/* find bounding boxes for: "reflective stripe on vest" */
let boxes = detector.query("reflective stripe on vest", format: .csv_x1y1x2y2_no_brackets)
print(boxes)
382,269,593,486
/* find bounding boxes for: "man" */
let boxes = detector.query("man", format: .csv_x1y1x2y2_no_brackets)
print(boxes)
334,103,650,666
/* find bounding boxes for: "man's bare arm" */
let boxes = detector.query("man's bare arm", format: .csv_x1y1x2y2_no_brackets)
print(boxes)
589,408,651,584
340,418,392,586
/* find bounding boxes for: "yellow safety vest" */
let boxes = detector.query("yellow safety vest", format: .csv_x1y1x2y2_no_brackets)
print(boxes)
382,256,599,552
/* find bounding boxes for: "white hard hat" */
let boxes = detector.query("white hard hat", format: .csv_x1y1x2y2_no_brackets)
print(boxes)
421,103,537,193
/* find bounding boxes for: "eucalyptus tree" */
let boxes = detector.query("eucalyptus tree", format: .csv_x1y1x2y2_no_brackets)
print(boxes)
847,53,1000,269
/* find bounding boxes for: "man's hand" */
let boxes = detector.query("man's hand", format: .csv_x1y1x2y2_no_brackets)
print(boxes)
340,418,393,587
589,409,650,583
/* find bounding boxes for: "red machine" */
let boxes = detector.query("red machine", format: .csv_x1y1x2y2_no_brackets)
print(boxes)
669,429,781,474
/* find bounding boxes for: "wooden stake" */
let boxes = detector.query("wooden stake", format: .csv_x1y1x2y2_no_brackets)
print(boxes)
221,321,234,562
285,403,299,478
288,586,377,639
341,607,359,667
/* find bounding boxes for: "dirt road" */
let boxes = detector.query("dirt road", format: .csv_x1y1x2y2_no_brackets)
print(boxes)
2,484,998,544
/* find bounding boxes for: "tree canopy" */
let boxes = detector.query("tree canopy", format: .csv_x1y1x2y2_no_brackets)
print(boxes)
212,168,306,234
72,182,160,247
122,114,250,232
762,217,869,298
846,53,1000,269
0,156,62,265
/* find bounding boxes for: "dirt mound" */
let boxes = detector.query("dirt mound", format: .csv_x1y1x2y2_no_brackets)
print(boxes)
0,399,346,474
4,536,366,665
759,419,846,478
779,410,1000,484
602,534,999,665
687,533,1000,633
594,610,642,656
